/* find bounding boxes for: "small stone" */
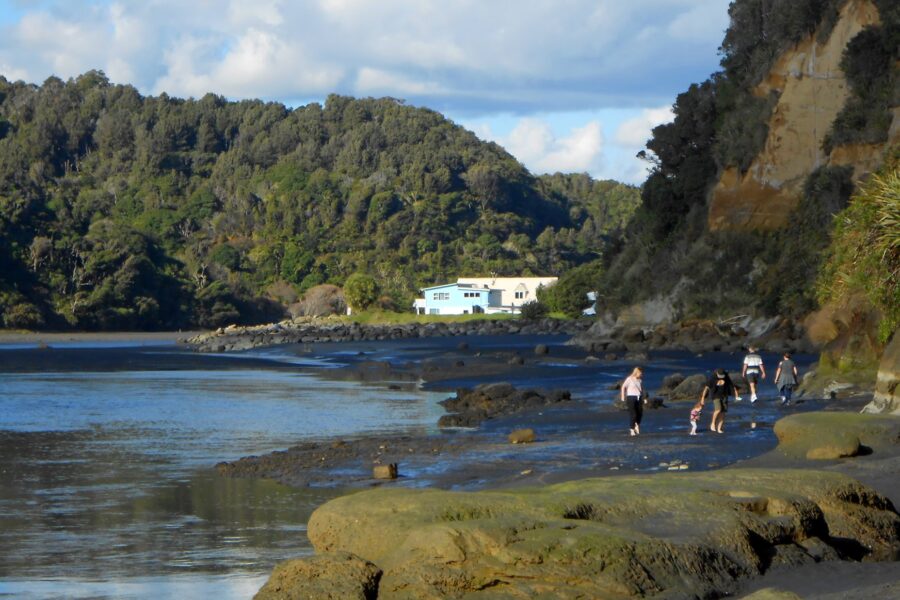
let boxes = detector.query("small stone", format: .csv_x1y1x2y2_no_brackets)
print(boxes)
520,469,533,476
508,428,536,444
373,463,398,480
534,344,549,355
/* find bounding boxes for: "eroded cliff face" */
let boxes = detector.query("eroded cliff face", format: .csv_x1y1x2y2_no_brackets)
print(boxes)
709,0,895,231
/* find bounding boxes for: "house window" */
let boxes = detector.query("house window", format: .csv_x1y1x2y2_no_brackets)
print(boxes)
429,308,439,315
515,291,525,299
433,292,449,301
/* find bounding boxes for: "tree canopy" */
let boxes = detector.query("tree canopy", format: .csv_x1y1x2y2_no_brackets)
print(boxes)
0,74,639,329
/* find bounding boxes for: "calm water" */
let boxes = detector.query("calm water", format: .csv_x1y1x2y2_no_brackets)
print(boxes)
0,338,816,599
0,342,446,599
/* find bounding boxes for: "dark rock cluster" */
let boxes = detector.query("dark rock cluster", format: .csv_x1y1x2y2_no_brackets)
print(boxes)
188,317,592,352
438,383,572,428
572,317,813,355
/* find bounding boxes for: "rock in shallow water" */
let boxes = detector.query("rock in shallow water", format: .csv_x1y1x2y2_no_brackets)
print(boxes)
438,383,571,428
508,428,536,444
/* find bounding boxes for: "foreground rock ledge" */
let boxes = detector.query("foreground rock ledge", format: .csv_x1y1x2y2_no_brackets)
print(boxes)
259,469,899,599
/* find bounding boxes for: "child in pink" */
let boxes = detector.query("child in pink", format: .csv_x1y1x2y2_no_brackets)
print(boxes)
689,402,702,435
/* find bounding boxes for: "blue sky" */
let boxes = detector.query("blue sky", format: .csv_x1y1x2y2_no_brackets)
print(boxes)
0,0,731,184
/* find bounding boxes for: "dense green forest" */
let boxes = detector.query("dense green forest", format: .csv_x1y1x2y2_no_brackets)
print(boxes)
591,0,899,319
0,74,639,330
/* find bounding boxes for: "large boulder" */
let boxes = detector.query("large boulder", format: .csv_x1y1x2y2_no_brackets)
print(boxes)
299,470,900,599
254,551,381,600
773,412,900,460
666,373,707,401
438,384,571,428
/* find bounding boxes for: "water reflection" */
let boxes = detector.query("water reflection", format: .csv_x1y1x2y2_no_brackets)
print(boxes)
0,351,445,599
0,427,337,580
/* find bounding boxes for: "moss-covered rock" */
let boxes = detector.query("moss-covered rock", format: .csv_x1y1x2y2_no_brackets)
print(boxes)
254,551,381,600
741,590,803,600
283,469,900,599
773,412,900,460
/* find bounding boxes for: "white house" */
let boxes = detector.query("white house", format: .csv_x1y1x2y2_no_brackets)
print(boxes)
457,276,557,311
414,276,557,315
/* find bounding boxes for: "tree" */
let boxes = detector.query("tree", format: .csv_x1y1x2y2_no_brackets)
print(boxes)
343,273,379,311
538,262,603,317
519,300,549,320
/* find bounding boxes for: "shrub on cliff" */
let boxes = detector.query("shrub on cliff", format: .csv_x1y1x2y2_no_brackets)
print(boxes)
818,150,900,342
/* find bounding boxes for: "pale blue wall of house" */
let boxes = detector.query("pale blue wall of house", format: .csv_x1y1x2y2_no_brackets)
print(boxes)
419,284,499,315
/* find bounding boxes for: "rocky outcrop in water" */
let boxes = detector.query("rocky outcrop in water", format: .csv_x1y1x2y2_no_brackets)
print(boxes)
437,383,572,428
570,315,814,355
259,468,899,599
187,317,592,352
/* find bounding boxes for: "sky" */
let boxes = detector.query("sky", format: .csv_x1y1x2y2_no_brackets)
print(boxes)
0,0,731,184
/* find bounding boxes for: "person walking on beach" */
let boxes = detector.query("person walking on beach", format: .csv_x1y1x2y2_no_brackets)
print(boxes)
741,346,766,403
700,368,739,433
620,367,645,436
689,401,702,435
774,352,799,405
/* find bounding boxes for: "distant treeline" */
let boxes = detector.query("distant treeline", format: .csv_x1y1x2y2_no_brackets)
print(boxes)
0,74,639,330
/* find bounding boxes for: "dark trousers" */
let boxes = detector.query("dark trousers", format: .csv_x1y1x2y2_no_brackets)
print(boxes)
626,395,643,429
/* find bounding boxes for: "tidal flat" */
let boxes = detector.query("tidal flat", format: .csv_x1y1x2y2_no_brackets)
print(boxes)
0,333,888,599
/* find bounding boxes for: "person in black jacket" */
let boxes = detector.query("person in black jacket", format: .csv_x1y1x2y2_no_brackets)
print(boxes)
700,368,740,433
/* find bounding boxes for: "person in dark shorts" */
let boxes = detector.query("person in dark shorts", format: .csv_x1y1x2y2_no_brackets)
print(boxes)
741,346,766,403
774,352,799,405
700,368,740,433
620,367,645,436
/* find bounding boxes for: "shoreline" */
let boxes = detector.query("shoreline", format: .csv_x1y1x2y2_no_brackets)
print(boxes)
0,330,200,345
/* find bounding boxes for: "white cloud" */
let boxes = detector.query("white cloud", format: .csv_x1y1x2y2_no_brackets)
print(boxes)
154,29,343,99
614,106,674,147
228,0,285,27
480,118,605,176
356,67,442,96
0,0,732,112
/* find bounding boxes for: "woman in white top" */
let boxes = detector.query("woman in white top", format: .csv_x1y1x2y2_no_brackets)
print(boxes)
741,346,766,403
620,367,645,436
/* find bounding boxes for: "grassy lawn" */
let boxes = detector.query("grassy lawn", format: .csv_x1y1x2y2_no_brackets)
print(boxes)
341,311,519,325
335,310,574,325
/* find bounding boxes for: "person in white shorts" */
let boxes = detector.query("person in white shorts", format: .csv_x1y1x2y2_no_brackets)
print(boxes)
741,346,766,403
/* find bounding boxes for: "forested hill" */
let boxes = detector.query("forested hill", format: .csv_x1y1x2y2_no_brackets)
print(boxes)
595,0,898,324
0,73,639,330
